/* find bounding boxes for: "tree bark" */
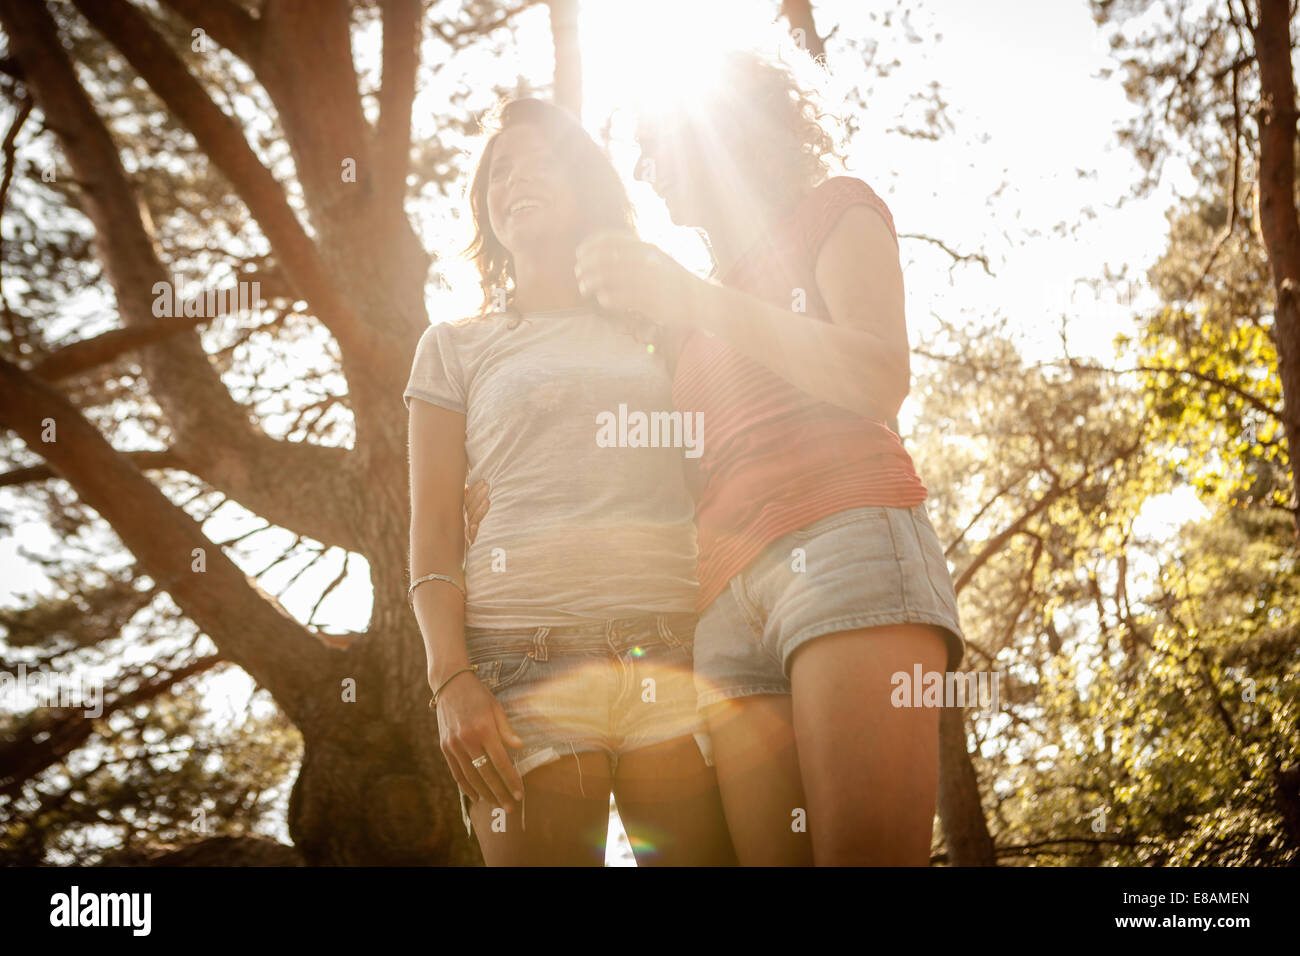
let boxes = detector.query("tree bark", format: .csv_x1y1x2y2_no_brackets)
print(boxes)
1252,0,1300,531
936,705,997,865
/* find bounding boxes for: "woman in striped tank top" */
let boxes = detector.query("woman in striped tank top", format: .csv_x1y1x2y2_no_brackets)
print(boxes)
469,50,970,865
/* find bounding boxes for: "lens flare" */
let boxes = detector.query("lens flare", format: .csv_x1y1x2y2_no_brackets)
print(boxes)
627,833,660,860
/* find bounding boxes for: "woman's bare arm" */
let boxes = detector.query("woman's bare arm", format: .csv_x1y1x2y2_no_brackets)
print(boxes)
409,397,525,809
692,205,911,421
409,398,470,687
575,207,911,421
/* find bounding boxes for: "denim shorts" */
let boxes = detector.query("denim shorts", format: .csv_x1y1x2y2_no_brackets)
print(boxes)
693,503,968,710
454,611,712,837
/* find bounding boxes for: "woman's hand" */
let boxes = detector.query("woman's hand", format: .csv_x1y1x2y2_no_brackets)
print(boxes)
463,479,490,547
433,666,525,810
575,230,712,327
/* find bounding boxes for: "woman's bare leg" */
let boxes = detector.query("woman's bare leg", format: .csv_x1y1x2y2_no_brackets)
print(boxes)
702,695,814,865
788,623,948,865
468,750,612,866
612,734,737,866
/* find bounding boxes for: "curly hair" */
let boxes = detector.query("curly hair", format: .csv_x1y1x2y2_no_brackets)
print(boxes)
639,47,847,220
463,97,636,316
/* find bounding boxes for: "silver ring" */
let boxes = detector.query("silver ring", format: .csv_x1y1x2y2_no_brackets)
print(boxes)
471,755,489,769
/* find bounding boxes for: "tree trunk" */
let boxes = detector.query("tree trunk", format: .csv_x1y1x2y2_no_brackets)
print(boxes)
936,705,997,865
548,0,582,118
1253,0,1300,531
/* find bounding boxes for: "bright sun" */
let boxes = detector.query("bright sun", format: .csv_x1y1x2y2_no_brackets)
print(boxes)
578,0,763,118
575,1,817,275
420,1,814,320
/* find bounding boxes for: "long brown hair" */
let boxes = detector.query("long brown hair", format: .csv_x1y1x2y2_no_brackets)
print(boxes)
463,97,636,315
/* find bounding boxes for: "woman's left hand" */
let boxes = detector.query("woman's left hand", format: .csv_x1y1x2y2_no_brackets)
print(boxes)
575,230,710,327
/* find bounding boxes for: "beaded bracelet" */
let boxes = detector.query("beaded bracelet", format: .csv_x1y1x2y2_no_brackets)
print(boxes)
407,572,466,608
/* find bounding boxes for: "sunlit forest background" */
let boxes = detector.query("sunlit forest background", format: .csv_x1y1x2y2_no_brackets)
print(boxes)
1,0,1297,866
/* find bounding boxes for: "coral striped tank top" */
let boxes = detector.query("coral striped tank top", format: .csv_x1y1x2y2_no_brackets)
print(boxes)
673,176,929,613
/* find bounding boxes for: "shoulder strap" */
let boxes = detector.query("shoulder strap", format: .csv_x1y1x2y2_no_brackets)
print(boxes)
795,176,899,259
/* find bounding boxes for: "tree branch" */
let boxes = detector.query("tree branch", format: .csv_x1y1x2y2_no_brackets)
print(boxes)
1066,357,1280,420
953,483,1063,595
0,352,329,725
0,448,186,488
899,232,995,276
0,91,32,334
431,1,541,47
156,0,259,63
376,0,421,207
0,0,366,555
251,0,431,391
945,469,1031,559
0,653,224,798
953,436,1141,596
70,0,389,379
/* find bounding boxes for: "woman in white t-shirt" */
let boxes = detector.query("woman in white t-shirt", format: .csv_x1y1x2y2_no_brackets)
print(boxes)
405,97,734,865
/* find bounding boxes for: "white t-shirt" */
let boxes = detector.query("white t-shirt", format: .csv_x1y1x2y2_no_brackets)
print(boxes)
404,307,700,626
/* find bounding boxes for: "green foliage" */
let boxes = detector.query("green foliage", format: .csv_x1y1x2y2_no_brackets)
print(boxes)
911,296,1297,865
1133,190,1289,511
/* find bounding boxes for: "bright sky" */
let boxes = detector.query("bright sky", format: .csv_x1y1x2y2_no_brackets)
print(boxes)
0,0,1211,864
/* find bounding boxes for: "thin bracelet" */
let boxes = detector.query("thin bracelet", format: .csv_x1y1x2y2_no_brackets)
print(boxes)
407,572,466,608
429,666,477,710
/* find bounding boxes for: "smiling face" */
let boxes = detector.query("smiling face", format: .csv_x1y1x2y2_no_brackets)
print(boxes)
466,98,636,311
485,122,580,260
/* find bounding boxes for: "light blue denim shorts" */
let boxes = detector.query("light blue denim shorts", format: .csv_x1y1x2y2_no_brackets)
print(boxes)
693,503,968,710
455,611,712,836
